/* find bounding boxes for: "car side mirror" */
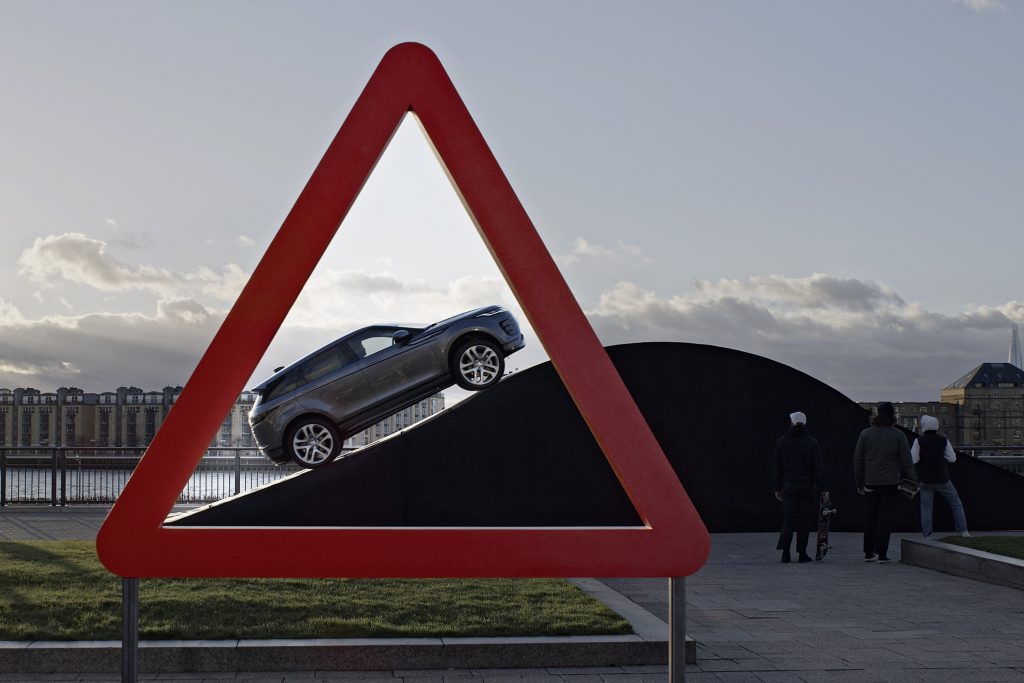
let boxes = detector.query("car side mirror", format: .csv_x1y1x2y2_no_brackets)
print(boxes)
392,330,411,345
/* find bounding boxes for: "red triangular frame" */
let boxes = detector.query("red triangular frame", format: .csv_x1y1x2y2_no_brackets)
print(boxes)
97,43,710,578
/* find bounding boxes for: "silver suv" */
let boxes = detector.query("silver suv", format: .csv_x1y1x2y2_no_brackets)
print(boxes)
248,305,524,468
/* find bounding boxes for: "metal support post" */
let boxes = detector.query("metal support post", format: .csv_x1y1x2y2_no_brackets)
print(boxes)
234,450,242,496
122,578,138,683
50,449,58,507
0,448,6,507
58,448,66,506
669,576,686,682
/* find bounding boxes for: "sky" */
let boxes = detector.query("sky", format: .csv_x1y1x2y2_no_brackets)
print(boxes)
0,0,1022,403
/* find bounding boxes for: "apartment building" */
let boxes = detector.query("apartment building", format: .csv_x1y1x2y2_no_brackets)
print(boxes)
0,385,444,451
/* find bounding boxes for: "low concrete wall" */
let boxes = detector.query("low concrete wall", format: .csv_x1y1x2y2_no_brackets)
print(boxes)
0,636,670,673
901,537,1024,590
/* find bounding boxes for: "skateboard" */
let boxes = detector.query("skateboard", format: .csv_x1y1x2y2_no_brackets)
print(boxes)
815,491,837,561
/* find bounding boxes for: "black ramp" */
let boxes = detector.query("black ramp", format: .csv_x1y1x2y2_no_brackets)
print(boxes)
169,342,1024,532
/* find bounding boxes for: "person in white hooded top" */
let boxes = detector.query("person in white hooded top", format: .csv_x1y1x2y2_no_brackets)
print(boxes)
911,414,970,538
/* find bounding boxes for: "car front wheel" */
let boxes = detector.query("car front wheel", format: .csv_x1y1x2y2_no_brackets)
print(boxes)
452,338,504,390
284,416,340,469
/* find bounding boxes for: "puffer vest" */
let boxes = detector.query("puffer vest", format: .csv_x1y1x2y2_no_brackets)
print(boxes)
916,431,950,484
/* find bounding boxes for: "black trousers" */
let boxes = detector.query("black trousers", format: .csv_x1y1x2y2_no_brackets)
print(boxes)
863,485,898,558
777,486,815,554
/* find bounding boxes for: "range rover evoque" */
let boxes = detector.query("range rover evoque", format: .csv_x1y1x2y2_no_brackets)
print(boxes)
248,305,524,468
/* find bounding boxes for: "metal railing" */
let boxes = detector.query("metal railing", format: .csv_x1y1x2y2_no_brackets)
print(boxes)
0,447,299,506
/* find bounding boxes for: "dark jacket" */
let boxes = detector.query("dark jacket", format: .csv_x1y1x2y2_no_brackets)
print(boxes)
853,423,916,488
773,424,828,493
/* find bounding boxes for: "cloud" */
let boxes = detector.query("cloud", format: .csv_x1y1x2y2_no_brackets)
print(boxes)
587,275,1023,401
18,233,177,294
7,256,1017,405
956,0,1005,11
0,299,30,327
0,266,536,393
17,233,247,303
235,235,255,248
0,298,224,390
185,263,249,302
560,237,651,265
692,273,904,313
283,269,517,330
106,217,154,249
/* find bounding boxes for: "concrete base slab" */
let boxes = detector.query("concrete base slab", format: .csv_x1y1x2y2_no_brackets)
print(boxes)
901,537,1024,590
0,636,667,673
0,576,698,674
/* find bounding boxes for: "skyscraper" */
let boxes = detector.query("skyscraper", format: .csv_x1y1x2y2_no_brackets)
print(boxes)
1011,323,1023,369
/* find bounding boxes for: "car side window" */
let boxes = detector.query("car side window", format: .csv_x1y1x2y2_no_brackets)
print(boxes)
351,332,397,359
264,369,300,402
303,344,360,383
302,349,342,384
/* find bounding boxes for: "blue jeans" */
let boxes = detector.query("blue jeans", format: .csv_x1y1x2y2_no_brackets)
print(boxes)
919,480,968,536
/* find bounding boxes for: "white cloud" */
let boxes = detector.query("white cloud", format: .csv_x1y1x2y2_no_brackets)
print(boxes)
957,0,1005,11
284,269,517,330
0,299,30,327
32,291,44,303
692,273,904,313
0,361,44,376
588,275,1024,401
0,262,534,392
17,233,247,303
6,257,1019,404
235,235,255,248
18,233,177,294
560,237,651,265
185,263,249,302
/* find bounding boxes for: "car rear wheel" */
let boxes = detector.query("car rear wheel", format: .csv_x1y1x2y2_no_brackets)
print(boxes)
452,338,504,390
285,416,340,469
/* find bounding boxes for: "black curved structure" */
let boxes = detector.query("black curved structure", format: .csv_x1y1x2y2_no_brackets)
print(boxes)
169,343,1024,533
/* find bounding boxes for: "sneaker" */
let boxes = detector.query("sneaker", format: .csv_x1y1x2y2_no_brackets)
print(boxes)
865,554,878,562
961,531,972,538
781,550,791,563
798,553,812,563
877,557,891,564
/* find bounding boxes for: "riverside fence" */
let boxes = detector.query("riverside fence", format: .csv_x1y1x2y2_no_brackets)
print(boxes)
0,447,300,506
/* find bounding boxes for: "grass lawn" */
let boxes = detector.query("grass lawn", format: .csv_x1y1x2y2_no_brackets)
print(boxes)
939,535,1024,561
0,541,631,641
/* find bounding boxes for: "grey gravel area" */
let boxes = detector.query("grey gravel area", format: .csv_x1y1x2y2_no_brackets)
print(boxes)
4,508,1024,680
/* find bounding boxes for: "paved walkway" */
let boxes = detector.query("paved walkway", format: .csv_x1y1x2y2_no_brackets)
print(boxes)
2,507,1024,681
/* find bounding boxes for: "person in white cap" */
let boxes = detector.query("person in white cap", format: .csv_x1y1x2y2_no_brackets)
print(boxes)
911,415,969,538
773,411,829,563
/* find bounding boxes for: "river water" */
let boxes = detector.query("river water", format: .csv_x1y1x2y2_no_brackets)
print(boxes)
1,463,300,504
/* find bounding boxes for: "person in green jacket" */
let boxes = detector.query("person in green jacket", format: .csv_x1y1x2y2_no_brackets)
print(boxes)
853,402,917,563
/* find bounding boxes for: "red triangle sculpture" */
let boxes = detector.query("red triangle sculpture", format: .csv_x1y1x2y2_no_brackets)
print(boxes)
97,43,710,578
